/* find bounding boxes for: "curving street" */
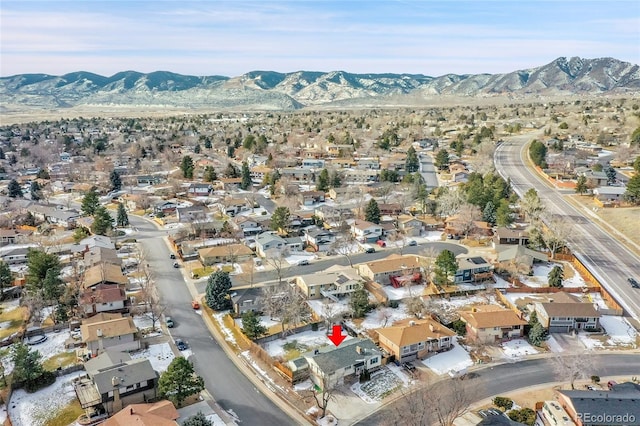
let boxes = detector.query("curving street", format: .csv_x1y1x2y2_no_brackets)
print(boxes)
494,135,640,322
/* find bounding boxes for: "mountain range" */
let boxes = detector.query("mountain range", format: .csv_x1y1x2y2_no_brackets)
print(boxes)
1,57,638,110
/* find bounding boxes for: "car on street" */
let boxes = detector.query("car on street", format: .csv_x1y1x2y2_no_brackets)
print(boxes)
165,316,174,328
175,339,187,351
191,300,200,309
628,277,639,289
403,362,416,371
365,247,376,253
170,253,176,259
408,240,418,246
173,262,179,268
297,260,310,266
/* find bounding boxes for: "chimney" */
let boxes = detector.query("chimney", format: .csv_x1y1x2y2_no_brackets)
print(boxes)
409,320,415,327
130,408,133,415
97,328,103,337
356,346,362,354
429,323,435,332
472,307,477,313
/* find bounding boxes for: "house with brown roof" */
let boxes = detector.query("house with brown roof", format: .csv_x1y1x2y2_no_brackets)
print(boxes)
0,228,33,246
357,254,422,286
493,227,530,246
82,263,128,290
375,318,456,363
535,295,601,333
83,247,122,267
396,215,424,237
459,305,528,344
295,266,363,300
103,401,179,426
79,284,129,317
197,244,254,266
444,215,493,238
351,219,382,242
80,313,139,356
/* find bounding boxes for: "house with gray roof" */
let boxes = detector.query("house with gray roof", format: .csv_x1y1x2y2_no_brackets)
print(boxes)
304,338,382,389
255,232,286,257
557,382,640,426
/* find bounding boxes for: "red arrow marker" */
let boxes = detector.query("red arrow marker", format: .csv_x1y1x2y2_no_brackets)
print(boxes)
328,324,346,347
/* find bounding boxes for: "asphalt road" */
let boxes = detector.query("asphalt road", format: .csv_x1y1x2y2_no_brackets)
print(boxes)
356,353,640,425
194,241,469,293
419,152,439,191
129,215,294,426
494,135,640,322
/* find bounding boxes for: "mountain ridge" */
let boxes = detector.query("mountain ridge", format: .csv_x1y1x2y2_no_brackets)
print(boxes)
1,57,638,110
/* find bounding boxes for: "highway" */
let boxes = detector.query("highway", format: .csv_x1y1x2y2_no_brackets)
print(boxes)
356,353,640,425
494,135,640,322
129,215,295,426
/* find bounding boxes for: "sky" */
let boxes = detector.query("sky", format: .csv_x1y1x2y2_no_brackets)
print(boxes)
0,1,639,78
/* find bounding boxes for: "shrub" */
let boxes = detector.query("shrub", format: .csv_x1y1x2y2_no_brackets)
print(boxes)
591,375,600,384
493,396,514,410
508,408,536,425
24,371,56,393
388,300,399,308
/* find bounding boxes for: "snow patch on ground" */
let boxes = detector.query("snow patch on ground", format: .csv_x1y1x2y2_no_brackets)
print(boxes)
546,336,565,353
240,350,284,393
0,299,21,313
500,339,539,359
213,312,238,348
234,315,281,330
350,368,403,403
577,332,604,350
2,330,72,376
131,342,175,373
600,316,637,346
346,303,412,332
285,252,317,266
382,284,426,301
307,299,351,321
8,371,82,426
421,339,473,375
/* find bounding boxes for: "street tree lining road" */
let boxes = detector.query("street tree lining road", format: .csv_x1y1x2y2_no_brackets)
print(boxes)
129,215,295,426
494,135,640,322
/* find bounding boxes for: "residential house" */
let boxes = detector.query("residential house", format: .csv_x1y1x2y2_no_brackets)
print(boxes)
284,236,304,252
216,178,243,191
459,306,528,344
82,263,128,290
300,191,325,206
187,183,212,197
378,203,403,216
280,167,313,183
356,157,380,170
255,232,286,257
153,201,178,215
74,350,158,416
539,401,575,426
198,244,254,266
250,165,273,183
357,254,422,286
396,215,424,237
375,318,456,363
28,204,81,229
454,255,494,284
495,245,548,275
444,215,493,239
304,338,382,389
79,284,129,317
231,287,265,317
80,313,140,356
342,169,378,184
535,294,601,333
314,205,354,227
136,175,164,186
79,235,116,250
579,170,608,187
452,170,470,183
593,186,626,203
327,158,357,169
83,247,122,267
351,219,382,243
176,206,208,223
295,266,363,300
234,216,263,236
493,227,530,246
304,228,336,252
301,159,325,169
325,145,354,157
0,245,33,265
219,197,249,217
103,401,179,426
556,382,640,426
327,186,361,200
0,228,33,246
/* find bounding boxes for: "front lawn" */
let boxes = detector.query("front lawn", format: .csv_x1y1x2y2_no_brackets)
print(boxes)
42,351,79,371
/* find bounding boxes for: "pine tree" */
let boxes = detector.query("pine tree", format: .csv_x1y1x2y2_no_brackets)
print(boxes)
349,288,370,318
435,249,458,284
482,201,497,225
204,138,212,149
109,169,122,192
158,357,205,407
203,166,217,182
116,203,129,227
624,174,640,205
405,146,419,173
365,199,381,224
183,412,213,426
81,188,100,216
434,149,450,170
330,170,342,188
92,206,113,236
605,166,617,185
575,175,588,195
7,179,22,198
0,261,13,300
316,168,330,192
548,265,564,288
181,155,195,179
29,181,42,200
205,270,232,310
240,161,251,190
241,310,267,340
270,206,291,233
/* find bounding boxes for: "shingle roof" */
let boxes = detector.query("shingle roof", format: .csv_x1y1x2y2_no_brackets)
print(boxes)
307,338,380,374
82,263,128,289
81,317,137,343
539,302,600,318
360,254,421,274
376,319,456,347
90,357,157,395
460,307,527,329
103,401,179,426
559,383,640,425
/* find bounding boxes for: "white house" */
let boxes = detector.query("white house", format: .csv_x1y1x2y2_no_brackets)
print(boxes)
255,232,287,257
351,219,382,243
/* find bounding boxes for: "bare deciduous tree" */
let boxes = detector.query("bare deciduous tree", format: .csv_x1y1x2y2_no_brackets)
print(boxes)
552,352,595,390
134,249,166,331
263,248,288,285
305,374,340,420
541,215,571,259
456,203,482,239
331,233,357,268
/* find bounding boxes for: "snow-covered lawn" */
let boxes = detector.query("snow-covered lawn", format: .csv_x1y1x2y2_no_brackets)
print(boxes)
1,330,72,375
421,339,473,375
262,328,353,358
382,284,426,301
307,299,351,320
578,332,604,350
500,339,539,359
590,292,609,310
600,316,638,346
546,336,565,353
420,231,445,242
234,315,281,330
131,342,175,373
8,371,82,426
285,252,317,266
519,262,586,288
350,368,403,403
346,303,412,332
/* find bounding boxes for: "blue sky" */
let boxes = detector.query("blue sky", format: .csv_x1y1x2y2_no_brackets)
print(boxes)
1,1,638,77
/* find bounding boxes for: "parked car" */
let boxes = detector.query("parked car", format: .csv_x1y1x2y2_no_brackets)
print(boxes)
297,260,310,266
403,362,416,371
191,300,200,309
173,262,179,268
165,317,174,328
608,380,618,390
585,384,597,391
376,240,386,248
175,339,187,351
170,253,176,259
628,277,639,288
365,247,376,253
408,240,418,246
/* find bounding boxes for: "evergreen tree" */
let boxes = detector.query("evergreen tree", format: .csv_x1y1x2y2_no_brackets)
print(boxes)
435,250,458,284
241,310,267,340
605,166,617,185
270,206,291,232
405,146,419,173
183,412,213,426
116,203,129,227
92,205,113,236
316,168,330,192
0,261,13,301
495,199,513,227
194,144,201,154
482,201,497,225
624,173,640,205
26,249,61,296
548,265,564,288
158,357,205,408
204,138,212,149
7,179,22,198
81,188,100,216
349,288,371,318
365,199,381,224
205,270,232,310
224,163,239,178
330,170,342,188
240,161,251,190
528,312,549,346
181,155,195,179
29,181,42,200
434,149,450,170
203,166,217,182
109,169,122,192
633,156,640,173
529,140,548,168
11,342,47,387
575,175,588,195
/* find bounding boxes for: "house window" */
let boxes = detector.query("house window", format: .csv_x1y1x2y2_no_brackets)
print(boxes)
369,357,378,365
418,342,424,349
